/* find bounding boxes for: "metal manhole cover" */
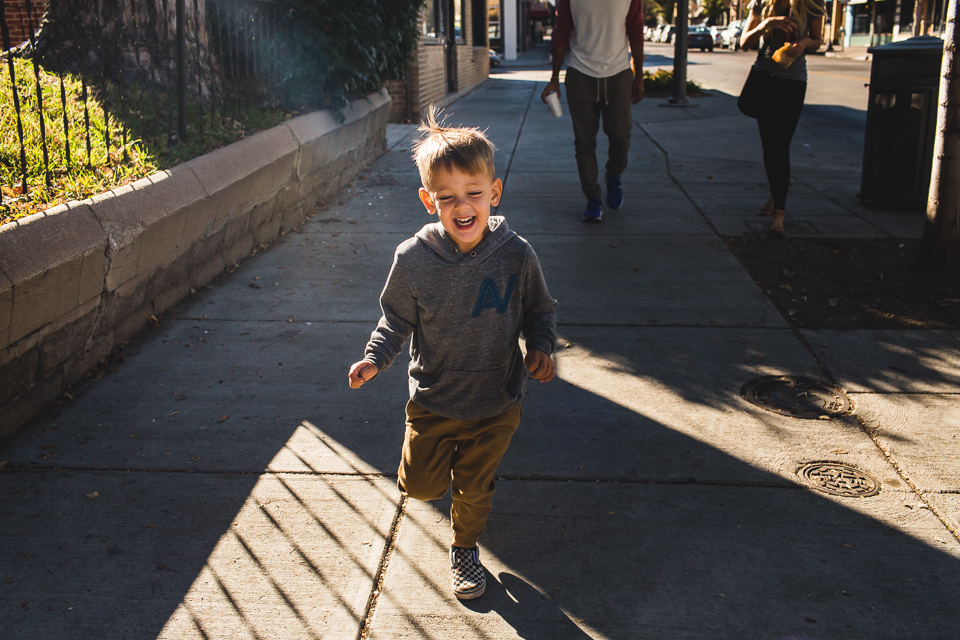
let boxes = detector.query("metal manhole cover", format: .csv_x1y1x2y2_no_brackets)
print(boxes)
798,462,881,497
741,376,852,419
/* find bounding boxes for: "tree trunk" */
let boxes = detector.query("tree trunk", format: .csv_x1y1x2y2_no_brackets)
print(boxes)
918,0,960,272
30,0,220,100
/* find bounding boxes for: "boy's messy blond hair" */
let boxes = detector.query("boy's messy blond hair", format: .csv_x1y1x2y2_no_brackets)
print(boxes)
412,107,496,191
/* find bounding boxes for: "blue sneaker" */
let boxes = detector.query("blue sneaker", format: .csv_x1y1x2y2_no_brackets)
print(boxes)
582,197,603,223
606,173,623,209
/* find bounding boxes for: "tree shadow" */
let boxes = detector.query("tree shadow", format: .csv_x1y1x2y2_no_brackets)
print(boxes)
464,367,960,639
1,72,958,640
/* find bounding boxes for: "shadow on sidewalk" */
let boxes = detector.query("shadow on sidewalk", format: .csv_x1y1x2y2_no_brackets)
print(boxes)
403,368,960,638
1,76,957,640
5,295,959,638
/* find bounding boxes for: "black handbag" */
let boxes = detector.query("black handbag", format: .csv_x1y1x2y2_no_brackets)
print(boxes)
737,66,771,119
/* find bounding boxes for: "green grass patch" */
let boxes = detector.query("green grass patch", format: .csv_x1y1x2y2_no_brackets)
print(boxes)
2,56,288,225
642,69,706,98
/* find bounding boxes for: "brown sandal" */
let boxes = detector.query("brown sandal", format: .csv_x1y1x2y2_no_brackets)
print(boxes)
767,210,786,237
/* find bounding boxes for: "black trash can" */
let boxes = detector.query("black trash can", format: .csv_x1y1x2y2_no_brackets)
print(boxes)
860,35,943,210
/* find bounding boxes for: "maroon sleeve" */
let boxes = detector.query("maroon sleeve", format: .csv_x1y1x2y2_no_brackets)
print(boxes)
626,0,644,43
553,0,573,49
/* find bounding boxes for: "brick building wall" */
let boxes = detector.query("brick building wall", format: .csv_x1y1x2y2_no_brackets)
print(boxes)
2,0,46,49
386,79,408,122
457,45,489,93
387,0,490,123
415,42,448,114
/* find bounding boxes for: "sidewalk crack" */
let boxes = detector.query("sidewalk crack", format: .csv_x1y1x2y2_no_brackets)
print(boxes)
635,122,722,236
357,496,406,640
854,414,960,543
497,79,536,206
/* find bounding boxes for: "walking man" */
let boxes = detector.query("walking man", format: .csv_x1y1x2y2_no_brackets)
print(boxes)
541,0,646,222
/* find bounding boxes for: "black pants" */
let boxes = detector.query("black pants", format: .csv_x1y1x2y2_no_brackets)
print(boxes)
565,67,634,201
756,76,806,211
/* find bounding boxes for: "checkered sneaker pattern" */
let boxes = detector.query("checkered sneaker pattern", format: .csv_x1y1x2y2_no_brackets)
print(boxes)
450,545,486,599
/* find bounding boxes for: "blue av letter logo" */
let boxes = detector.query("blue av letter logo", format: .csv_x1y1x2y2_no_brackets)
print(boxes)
472,275,518,317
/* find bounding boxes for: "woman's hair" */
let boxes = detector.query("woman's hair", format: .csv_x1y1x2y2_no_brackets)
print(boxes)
760,0,825,37
412,106,496,191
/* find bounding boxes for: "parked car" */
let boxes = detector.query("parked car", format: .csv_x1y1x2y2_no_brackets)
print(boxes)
720,20,743,50
687,26,714,52
489,49,502,67
659,25,676,43
706,25,724,48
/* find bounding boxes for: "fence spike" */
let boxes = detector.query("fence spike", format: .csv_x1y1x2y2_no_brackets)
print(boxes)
25,0,51,187
1,1,29,195
129,0,144,134
193,0,203,125
176,0,186,143
117,4,129,161
59,73,70,168
82,77,92,168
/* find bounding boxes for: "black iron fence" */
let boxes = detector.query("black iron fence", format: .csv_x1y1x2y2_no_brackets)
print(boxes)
1,0,292,213
210,0,288,104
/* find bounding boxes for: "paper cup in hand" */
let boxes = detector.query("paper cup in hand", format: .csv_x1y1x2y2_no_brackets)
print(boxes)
545,91,562,118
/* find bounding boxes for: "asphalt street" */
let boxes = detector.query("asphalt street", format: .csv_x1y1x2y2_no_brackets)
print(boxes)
642,41,871,111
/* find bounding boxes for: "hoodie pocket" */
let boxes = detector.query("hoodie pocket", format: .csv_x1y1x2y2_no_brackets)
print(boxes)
416,368,515,410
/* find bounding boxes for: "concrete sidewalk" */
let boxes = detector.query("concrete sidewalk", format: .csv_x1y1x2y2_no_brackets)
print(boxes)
2,52,959,639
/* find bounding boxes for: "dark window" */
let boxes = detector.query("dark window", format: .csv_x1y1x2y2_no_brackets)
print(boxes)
488,2,500,40
421,0,444,38
898,0,916,30
454,0,464,42
422,0,466,42
473,0,487,46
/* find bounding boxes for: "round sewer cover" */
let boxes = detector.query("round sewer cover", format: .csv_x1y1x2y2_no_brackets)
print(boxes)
741,376,852,419
798,462,881,497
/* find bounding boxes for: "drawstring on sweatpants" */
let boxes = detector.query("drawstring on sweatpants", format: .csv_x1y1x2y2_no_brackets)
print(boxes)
595,76,609,106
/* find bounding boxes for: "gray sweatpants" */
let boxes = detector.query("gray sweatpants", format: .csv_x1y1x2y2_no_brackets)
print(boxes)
565,66,634,201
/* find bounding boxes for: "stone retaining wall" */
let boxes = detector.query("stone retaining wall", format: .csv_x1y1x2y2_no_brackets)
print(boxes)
0,89,391,442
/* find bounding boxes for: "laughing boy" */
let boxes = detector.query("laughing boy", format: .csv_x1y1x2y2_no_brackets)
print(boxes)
347,111,557,599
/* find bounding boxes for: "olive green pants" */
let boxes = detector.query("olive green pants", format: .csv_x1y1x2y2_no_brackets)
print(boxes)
565,66,635,201
397,400,522,548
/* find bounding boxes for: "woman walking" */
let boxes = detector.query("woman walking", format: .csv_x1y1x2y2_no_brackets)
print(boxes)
741,0,825,236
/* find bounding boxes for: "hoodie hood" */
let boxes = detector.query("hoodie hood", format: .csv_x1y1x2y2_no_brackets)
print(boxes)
414,216,515,266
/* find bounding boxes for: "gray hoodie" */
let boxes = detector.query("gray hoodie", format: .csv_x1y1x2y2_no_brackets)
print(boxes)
363,216,557,420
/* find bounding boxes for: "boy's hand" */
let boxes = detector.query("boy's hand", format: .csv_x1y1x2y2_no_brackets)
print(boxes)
348,361,379,389
525,349,556,383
